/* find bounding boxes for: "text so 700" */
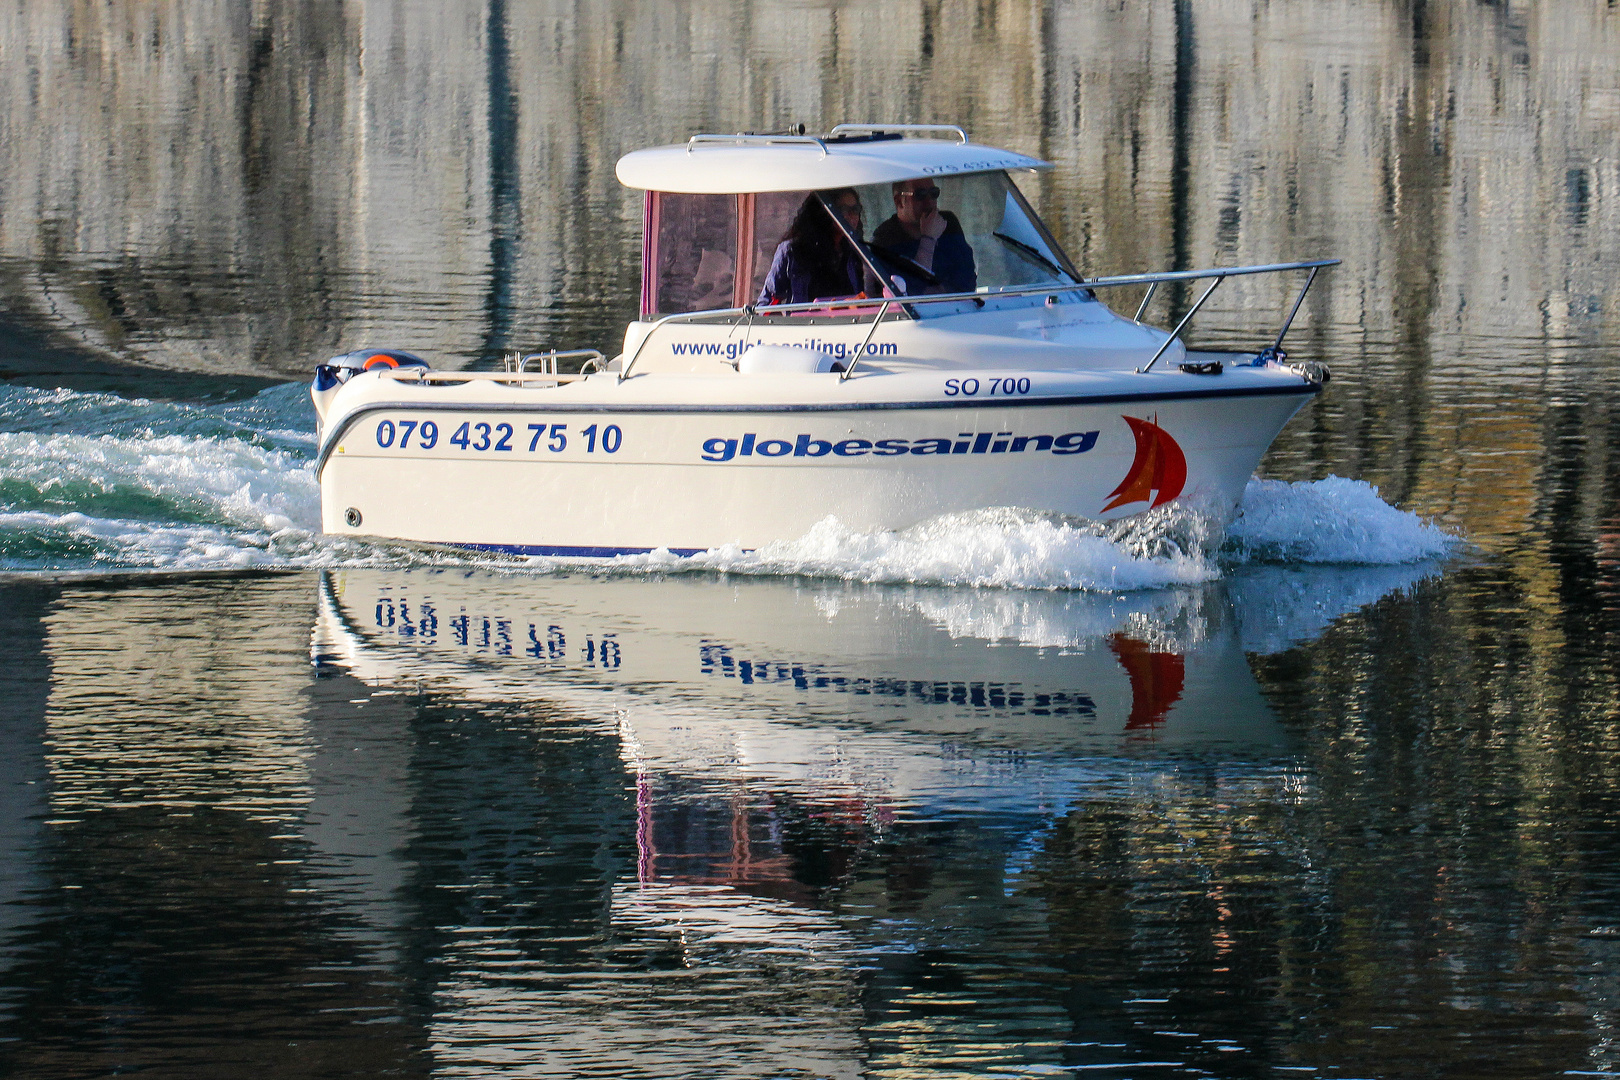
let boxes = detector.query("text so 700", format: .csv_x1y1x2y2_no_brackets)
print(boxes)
944,377,1031,397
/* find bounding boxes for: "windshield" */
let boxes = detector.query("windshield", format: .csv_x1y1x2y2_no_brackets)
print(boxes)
832,171,1077,298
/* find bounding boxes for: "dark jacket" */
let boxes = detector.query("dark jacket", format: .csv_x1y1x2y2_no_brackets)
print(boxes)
756,242,864,306
871,211,976,294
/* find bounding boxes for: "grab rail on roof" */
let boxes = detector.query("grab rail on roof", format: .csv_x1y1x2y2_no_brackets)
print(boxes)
828,123,969,143
687,133,828,155
617,258,1339,381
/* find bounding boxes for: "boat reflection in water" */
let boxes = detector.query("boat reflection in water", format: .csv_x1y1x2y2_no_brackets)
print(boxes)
310,563,1436,1076
316,563,1434,761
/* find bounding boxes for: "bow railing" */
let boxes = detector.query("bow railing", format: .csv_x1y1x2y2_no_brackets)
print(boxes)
615,258,1339,381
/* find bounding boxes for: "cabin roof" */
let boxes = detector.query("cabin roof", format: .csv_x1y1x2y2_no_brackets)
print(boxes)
615,128,1051,194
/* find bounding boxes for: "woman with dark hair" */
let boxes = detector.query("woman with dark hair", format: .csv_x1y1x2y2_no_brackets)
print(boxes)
756,189,867,306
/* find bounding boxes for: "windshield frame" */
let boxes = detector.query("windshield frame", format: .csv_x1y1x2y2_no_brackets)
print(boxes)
809,191,912,307
999,173,1081,281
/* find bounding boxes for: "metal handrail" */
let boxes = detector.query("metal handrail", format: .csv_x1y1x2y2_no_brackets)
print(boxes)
617,258,1339,380
380,369,591,385
841,299,892,381
1271,266,1320,353
687,133,828,155
1140,277,1223,373
1079,258,1339,289
1133,282,1158,323
519,349,605,374
828,123,969,144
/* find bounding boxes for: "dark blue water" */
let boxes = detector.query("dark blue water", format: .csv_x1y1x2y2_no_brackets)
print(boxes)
0,2,1618,1077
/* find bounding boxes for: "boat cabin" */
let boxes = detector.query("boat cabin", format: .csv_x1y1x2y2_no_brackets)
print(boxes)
616,125,1080,318
611,125,1178,376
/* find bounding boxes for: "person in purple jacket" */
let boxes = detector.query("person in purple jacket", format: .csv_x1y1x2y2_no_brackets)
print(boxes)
757,189,868,306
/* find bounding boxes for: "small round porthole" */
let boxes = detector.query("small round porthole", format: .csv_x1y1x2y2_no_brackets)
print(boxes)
343,507,363,528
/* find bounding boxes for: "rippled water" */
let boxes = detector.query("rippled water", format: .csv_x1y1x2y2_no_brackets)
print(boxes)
1,0,1618,1077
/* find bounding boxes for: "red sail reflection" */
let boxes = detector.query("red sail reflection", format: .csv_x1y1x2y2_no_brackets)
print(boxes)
1109,633,1186,731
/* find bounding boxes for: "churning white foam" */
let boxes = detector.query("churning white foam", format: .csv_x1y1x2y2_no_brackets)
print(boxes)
0,428,318,530
1224,476,1457,565
615,508,1221,591
604,477,1458,591
0,383,355,571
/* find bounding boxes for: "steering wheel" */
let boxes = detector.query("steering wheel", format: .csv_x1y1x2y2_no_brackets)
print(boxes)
868,243,940,286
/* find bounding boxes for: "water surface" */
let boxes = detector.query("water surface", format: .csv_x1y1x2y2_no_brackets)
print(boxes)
0,1,1617,1077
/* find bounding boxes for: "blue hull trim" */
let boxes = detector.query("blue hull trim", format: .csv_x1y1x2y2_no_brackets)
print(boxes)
461,542,709,558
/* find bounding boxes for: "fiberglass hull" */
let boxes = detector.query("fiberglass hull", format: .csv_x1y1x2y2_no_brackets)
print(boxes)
315,363,1319,554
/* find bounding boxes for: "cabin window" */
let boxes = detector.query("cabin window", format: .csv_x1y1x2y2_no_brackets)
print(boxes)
642,175,1077,317
644,190,849,316
652,193,738,314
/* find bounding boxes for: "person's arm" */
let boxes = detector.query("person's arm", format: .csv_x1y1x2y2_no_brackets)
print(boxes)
911,210,949,272
756,241,793,306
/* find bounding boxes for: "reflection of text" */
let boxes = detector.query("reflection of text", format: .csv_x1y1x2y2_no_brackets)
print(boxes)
370,596,620,667
698,641,1094,716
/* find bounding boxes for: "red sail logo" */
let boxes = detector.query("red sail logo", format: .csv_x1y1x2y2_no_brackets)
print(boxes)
1102,415,1187,512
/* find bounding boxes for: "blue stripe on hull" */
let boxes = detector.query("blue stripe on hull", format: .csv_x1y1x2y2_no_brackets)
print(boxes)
460,542,710,558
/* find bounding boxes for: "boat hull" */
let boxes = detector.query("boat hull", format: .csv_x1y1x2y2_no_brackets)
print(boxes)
316,368,1317,553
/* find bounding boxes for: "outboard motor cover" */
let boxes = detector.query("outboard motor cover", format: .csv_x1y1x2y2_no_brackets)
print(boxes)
316,348,428,385
312,348,429,423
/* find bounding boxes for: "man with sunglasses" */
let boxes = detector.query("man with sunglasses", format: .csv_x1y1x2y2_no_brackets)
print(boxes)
872,179,977,295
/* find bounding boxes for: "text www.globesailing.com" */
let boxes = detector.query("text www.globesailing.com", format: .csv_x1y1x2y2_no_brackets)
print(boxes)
671,339,899,360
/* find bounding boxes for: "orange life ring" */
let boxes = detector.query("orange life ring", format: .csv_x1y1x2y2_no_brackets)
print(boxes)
362,354,401,370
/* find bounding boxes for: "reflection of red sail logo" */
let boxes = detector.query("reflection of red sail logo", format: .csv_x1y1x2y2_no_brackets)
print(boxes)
1102,415,1187,512
1109,634,1186,731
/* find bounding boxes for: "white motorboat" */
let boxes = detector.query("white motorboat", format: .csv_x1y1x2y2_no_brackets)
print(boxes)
311,124,1336,556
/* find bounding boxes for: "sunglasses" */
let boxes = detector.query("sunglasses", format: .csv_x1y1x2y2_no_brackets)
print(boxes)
900,187,941,200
